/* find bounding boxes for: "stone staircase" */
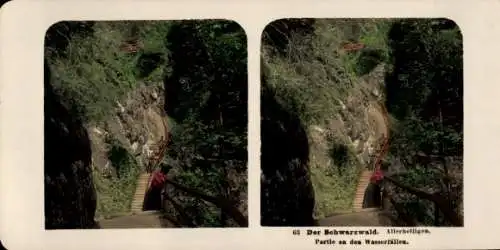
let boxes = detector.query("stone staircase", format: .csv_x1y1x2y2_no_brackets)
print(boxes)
130,173,153,214
95,172,169,229
314,169,394,227
352,169,373,211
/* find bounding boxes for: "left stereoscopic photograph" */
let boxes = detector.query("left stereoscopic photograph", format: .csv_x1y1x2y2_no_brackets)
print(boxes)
44,20,248,229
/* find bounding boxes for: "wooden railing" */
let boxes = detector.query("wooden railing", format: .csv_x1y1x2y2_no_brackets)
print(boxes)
381,175,462,226
145,117,248,227
374,103,463,226
163,179,248,227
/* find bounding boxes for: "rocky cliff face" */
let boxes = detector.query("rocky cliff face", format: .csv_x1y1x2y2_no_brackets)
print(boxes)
85,82,170,219
44,76,169,226
44,61,97,229
308,64,390,218
88,83,167,179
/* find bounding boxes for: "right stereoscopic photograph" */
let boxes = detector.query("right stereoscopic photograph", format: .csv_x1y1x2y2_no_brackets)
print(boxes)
260,18,463,227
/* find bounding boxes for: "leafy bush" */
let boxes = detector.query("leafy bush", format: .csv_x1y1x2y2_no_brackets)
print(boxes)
162,20,248,227
45,21,171,123
384,19,463,225
94,138,140,218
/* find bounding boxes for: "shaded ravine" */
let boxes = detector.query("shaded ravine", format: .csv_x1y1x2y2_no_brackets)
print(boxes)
43,20,249,229
98,115,249,228
317,102,391,226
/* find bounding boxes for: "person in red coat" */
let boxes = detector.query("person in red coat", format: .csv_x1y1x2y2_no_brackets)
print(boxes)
363,169,384,208
143,170,168,211
150,169,167,190
370,169,384,183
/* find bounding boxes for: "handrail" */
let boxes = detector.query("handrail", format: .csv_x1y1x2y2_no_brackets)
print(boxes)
382,176,462,226
163,195,197,227
146,115,248,227
164,179,248,227
146,116,171,173
374,102,462,226
382,188,417,226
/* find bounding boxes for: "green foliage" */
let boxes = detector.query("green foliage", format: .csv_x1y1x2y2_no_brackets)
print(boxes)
45,21,171,123
386,19,463,162
106,137,139,179
162,20,248,226
94,138,141,218
385,19,463,226
392,166,441,225
344,20,392,76
262,19,391,127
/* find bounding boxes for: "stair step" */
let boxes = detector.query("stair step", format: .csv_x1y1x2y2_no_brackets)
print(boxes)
352,171,376,210
129,173,153,215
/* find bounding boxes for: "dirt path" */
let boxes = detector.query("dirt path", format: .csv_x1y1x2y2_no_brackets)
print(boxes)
98,211,173,228
317,208,392,226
